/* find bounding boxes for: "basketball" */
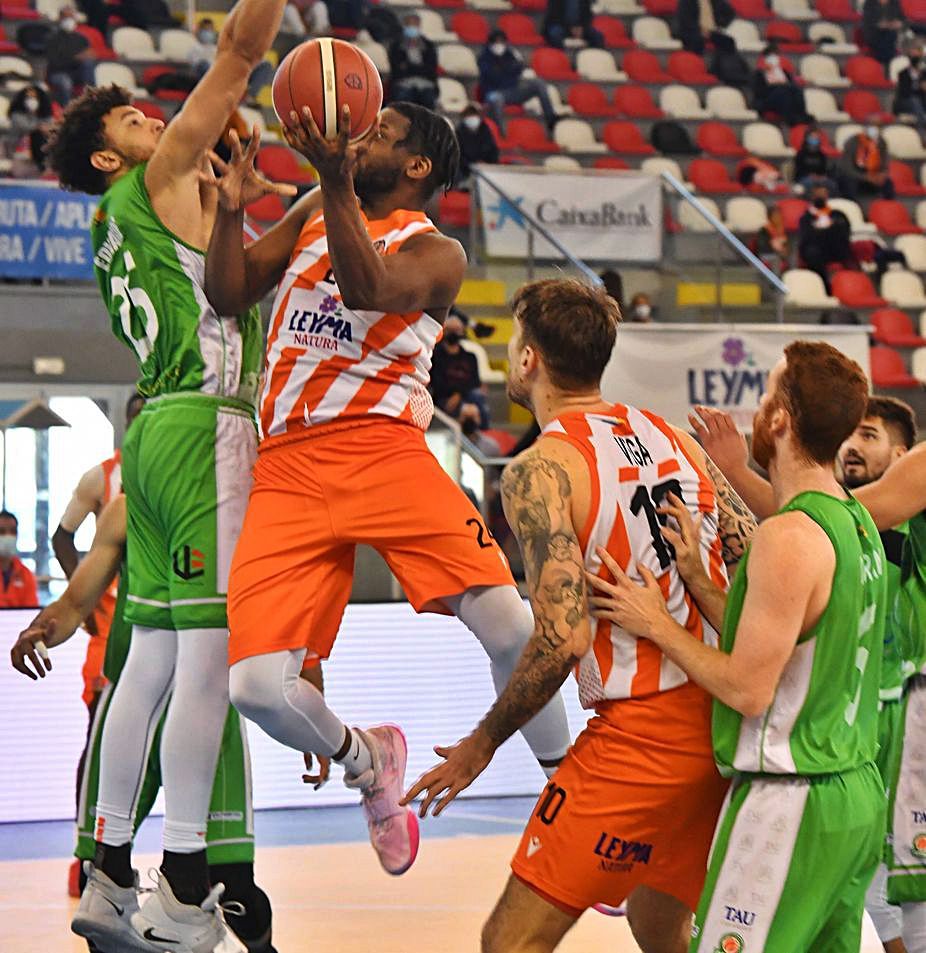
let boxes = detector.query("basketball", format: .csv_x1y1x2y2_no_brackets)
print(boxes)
272,37,383,141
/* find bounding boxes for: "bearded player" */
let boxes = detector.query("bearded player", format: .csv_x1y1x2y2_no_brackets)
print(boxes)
44,0,294,948
203,103,570,876
592,342,887,952
405,279,758,952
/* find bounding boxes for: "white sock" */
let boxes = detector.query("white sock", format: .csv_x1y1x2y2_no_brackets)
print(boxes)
336,727,374,778
903,901,926,952
96,626,176,847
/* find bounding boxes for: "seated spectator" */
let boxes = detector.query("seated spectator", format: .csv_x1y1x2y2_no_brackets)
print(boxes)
430,310,491,430
45,7,95,106
77,0,174,32
737,155,783,191
454,103,499,187
599,268,625,316
798,184,853,293
478,30,557,134
677,0,734,55
793,124,839,196
838,120,896,199
188,18,274,101
628,292,655,322
755,206,790,274
8,84,55,174
543,0,604,50
327,0,369,31
281,0,331,38
862,0,906,69
894,42,926,133
752,43,811,126
388,14,438,110
0,510,38,609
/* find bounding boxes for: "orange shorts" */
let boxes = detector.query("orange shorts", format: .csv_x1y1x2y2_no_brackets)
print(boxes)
80,591,115,706
228,419,515,666
511,681,728,916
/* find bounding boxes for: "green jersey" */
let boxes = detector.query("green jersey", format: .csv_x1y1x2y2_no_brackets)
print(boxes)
90,163,263,408
895,512,926,676
714,492,886,776
880,524,911,701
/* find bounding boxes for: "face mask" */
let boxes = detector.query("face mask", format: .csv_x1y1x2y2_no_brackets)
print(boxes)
633,304,651,319
490,43,507,56
60,16,76,31
24,96,39,113
911,56,922,66
806,135,820,147
463,115,480,131
198,28,217,44
444,331,462,345
865,126,879,140
0,536,17,559
813,197,827,209
403,25,420,39
765,54,779,67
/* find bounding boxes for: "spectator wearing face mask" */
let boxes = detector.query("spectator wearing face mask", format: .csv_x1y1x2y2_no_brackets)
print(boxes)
478,30,558,134
895,43,926,134
628,292,655,323
45,7,96,106
753,44,812,126
9,84,55,172
798,184,853,293
0,511,38,609
543,0,604,50
793,124,839,195
188,17,274,100
862,0,906,68
429,310,492,430
281,0,331,38
454,104,500,187
838,121,896,200
388,14,439,110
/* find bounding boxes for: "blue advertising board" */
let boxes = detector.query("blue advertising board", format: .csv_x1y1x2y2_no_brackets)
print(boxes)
0,182,98,280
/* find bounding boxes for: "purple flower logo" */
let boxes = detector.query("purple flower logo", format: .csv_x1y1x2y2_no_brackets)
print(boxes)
722,337,747,367
319,294,339,314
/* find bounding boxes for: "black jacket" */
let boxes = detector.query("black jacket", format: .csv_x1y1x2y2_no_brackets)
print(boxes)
455,120,500,181
677,0,734,52
387,36,438,83
895,64,926,110
794,147,829,180
543,0,594,30
862,0,905,44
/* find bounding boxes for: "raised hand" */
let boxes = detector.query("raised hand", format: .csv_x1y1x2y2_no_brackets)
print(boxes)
282,104,358,184
204,125,297,213
11,618,55,680
688,406,750,477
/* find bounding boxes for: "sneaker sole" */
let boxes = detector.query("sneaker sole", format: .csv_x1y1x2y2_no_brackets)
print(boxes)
370,723,420,877
72,914,157,953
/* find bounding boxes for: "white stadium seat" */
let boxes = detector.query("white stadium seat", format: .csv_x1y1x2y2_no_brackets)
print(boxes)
807,22,858,52
834,123,863,151
660,85,711,119
437,44,479,78
894,235,926,272
93,62,144,97
706,86,758,121
800,53,849,88
438,77,469,114
829,198,877,234
912,347,926,383
804,89,849,123
554,118,606,153
784,269,840,307
743,122,795,158
111,26,163,61
727,20,765,53
882,271,926,308
725,196,768,233
883,125,926,160
158,29,198,61
543,154,582,170
633,17,682,51
576,48,626,82
418,10,457,43
680,197,722,233
772,0,817,20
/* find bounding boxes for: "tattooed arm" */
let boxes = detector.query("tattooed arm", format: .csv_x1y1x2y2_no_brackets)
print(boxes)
706,457,757,573
402,441,590,817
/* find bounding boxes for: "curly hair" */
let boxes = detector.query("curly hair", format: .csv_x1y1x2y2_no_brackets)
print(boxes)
45,84,132,195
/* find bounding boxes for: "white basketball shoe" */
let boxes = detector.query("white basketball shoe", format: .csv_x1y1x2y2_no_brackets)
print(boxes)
71,862,157,953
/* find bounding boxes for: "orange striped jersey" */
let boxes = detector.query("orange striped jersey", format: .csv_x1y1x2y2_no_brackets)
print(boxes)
543,403,728,708
101,449,121,506
260,207,442,445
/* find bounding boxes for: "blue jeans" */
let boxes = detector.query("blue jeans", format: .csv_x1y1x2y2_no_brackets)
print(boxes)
485,79,555,131
442,389,491,430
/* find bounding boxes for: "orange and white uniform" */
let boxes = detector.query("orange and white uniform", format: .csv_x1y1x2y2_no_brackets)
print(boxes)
228,208,513,666
511,405,730,915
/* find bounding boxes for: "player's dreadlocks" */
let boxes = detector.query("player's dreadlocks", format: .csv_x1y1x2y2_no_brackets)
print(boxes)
390,101,460,197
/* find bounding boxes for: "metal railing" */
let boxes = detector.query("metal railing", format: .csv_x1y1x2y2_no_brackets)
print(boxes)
661,171,788,323
468,166,604,287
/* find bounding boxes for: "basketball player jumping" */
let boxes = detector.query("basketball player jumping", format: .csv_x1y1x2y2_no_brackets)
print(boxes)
12,495,284,953
405,278,756,953
44,1,293,949
694,398,926,951
591,343,887,951
203,103,570,877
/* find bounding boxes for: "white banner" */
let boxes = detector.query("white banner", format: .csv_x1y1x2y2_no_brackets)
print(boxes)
476,166,662,263
601,324,872,431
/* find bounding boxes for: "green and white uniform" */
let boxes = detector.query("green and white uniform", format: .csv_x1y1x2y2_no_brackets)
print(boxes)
76,576,254,865
886,512,926,905
691,492,887,953
91,163,262,630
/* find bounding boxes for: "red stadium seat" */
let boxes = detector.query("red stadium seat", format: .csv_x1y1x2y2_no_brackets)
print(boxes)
568,83,621,117
868,200,923,236
506,117,560,152
450,11,489,45
871,309,926,346
668,51,718,85
788,124,840,156
623,50,673,84
0,4,40,19
777,198,809,232
0,24,18,52
602,121,656,154
688,158,744,193
257,145,317,184
246,193,288,224
870,346,919,387
142,65,188,101
498,13,544,45
832,271,888,308
511,0,547,11
843,89,893,122
644,0,678,13
77,24,117,59
438,190,471,227
697,121,747,157
135,101,166,122
531,48,578,81
592,16,635,48
765,21,812,51
614,85,664,119
730,0,773,17
846,56,894,89
889,160,926,197
426,0,465,9
594,156,631,169
901,0,926,17
816,0,861,19
481,429,517,455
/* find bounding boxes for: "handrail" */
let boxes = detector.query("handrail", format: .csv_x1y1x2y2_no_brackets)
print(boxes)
470,166,604,288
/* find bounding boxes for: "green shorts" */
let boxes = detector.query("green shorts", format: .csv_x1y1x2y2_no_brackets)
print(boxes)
887,676,926,904
691,762,885,953
76,683,254,867
121,393,257,631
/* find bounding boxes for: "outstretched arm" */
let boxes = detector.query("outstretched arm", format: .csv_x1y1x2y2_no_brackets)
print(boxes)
11,496,126,680
855,443,926,531
402,440,590,817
